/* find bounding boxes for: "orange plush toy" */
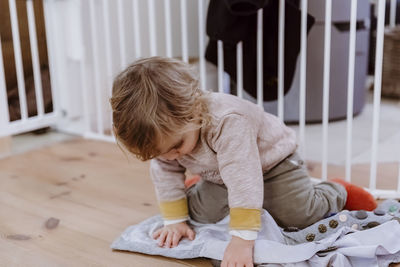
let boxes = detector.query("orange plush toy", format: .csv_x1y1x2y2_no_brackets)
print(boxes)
331,178,377,211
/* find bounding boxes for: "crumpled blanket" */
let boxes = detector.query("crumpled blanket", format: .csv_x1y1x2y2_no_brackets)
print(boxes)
111,200,400,266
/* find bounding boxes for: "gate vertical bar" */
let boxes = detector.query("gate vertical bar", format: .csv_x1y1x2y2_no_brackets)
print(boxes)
102,0,113,93
278,0,285,120
322,0,332,181
26,0,44,117
237,42,243,99
43,0,60,116
257,9,263,108
298,0,308,156
198,0,206,90
217,40,224,93
148,0,157,56
370,0,386,191
133,0,142,58
8,0,28,120
79,54,90,133
390,0,397,27
164,0,172,58
397,150,400,192
0,37,10,133
117,0,127,68
102,0,113,136
89,0,104,134
345,0,358,182
180,0,188,62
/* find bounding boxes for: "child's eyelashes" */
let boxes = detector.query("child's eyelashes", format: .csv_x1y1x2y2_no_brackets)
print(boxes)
173,140,184,150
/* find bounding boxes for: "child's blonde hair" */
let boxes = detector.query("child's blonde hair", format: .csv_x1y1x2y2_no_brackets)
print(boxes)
110,56,210,161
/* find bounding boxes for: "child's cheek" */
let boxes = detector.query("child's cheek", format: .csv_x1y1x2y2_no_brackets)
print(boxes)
182,143,195,155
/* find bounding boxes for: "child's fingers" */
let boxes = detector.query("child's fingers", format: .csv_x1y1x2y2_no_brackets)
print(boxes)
172,232,182,247
186,228,195,240
152,228,162,239
157,230,168,247
165,231,173,248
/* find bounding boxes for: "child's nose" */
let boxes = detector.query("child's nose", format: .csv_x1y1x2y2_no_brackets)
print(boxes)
172,152,182,160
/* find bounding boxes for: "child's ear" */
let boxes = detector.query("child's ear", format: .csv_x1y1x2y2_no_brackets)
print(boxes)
112,124,118,135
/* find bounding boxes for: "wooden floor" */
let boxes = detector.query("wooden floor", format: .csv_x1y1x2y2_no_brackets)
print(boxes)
0,139,399,266
0,139,211,266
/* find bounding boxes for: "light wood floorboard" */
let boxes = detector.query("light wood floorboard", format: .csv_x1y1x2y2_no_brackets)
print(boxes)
0,138,211,267
0,139,398,266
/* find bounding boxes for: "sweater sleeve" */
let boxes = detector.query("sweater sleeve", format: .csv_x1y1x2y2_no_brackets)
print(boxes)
211,113,264,231
150,158,188,221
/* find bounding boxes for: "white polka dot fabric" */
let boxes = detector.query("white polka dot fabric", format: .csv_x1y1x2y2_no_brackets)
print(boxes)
111,200,400,266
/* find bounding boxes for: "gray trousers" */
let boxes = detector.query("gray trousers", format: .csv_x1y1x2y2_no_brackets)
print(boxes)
186,152,347,229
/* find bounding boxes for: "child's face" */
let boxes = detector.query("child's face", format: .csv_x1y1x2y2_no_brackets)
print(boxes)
158,128,200,161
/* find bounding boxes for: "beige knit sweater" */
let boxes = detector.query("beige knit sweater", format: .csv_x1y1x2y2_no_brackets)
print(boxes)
150,92,297,230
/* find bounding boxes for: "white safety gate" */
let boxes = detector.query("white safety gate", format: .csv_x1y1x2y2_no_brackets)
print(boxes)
0,0,399,198
0,0,59,137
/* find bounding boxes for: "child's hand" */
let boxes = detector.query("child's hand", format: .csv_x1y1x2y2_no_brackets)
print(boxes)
222,236,255,267
152,221,195,248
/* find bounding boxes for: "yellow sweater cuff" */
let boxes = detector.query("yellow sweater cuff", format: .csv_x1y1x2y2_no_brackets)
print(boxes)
159,198,188,220
229,208,261,231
